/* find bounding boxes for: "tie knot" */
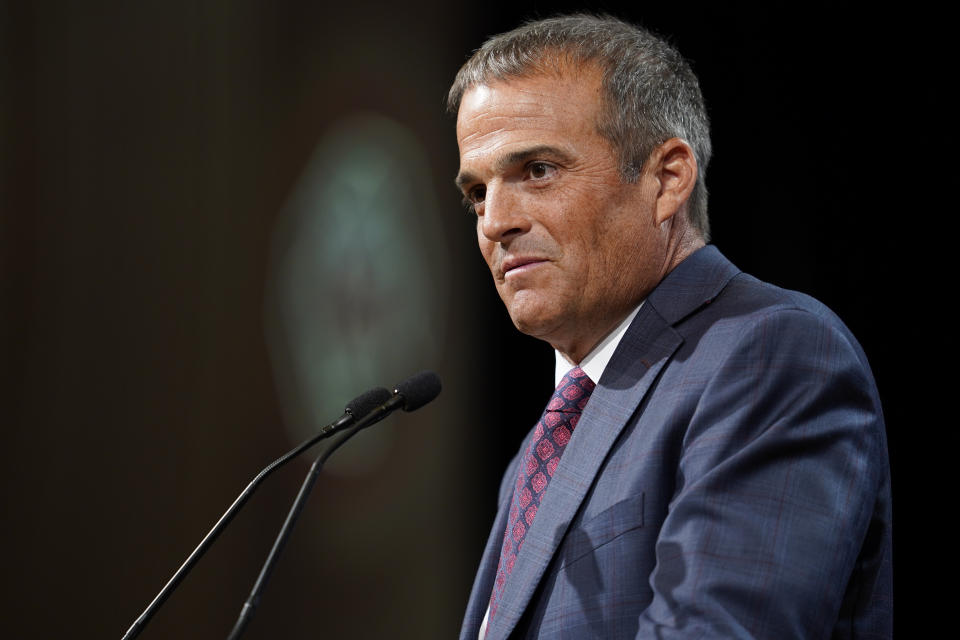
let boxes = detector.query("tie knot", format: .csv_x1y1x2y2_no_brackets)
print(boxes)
546,366,596,413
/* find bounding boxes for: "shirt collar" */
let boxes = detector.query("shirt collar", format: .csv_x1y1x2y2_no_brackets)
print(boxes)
554,302,644,387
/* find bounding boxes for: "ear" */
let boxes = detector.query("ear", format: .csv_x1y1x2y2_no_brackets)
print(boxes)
649,138,697,226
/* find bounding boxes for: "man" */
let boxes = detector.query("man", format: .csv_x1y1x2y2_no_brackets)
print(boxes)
450,14,892,640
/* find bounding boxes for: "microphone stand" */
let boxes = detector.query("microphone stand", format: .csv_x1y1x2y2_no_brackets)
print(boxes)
226,420,369,640
121,388,391,640
226,371,441,638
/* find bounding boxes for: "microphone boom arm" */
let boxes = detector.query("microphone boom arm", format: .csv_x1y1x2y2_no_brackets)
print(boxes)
121,388,391,640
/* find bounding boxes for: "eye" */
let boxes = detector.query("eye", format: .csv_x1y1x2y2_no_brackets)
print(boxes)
469,185,486,204
527,162,555,180
462,185,486,214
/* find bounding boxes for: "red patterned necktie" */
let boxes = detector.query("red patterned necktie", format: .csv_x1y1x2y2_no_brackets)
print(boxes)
488,366,596,619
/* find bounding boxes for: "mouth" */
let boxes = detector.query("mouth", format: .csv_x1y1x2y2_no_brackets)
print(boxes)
501,255,549,278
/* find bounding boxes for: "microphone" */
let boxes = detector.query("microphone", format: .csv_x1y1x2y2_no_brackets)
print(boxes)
314,386,394,438
355,370,443,429
395,369,443,410
225,371,442,640
121,386,392,640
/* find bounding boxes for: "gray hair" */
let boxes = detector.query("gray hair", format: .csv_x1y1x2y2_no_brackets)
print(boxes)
447,14,712,240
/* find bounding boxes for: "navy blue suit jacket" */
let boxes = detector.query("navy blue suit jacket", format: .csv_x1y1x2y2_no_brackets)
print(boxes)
460,246,892,639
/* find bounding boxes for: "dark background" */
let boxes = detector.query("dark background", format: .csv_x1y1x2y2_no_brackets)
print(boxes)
1,1,951,638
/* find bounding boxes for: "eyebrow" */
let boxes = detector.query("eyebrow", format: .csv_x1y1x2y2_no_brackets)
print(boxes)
454,144,574,191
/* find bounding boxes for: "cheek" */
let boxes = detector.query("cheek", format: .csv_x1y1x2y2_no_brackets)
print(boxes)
477,236,497,271
476,224,490,255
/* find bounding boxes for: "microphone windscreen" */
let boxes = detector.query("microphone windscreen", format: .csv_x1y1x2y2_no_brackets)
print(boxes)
346,387,393,416
394,371,442,411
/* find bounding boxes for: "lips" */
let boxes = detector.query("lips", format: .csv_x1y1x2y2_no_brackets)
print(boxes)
501,255,549,277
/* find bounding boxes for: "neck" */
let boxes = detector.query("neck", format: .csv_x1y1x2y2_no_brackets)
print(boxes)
554,232,704,364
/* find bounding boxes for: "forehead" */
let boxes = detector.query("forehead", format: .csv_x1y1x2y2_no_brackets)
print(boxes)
455,68,606,170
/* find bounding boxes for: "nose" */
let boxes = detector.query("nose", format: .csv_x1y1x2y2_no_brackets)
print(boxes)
479,183,531,244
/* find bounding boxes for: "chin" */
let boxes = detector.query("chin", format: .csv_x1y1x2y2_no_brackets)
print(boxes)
507,308,561,342
502,289,572,338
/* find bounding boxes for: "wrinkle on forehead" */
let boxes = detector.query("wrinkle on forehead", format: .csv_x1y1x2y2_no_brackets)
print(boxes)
461,83,588,126
457,119,563,162
457,102,556,148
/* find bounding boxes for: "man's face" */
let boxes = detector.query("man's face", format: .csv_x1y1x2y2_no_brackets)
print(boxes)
455,67,670,361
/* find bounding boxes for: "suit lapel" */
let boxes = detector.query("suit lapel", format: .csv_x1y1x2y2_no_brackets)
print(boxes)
483,246,740,639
